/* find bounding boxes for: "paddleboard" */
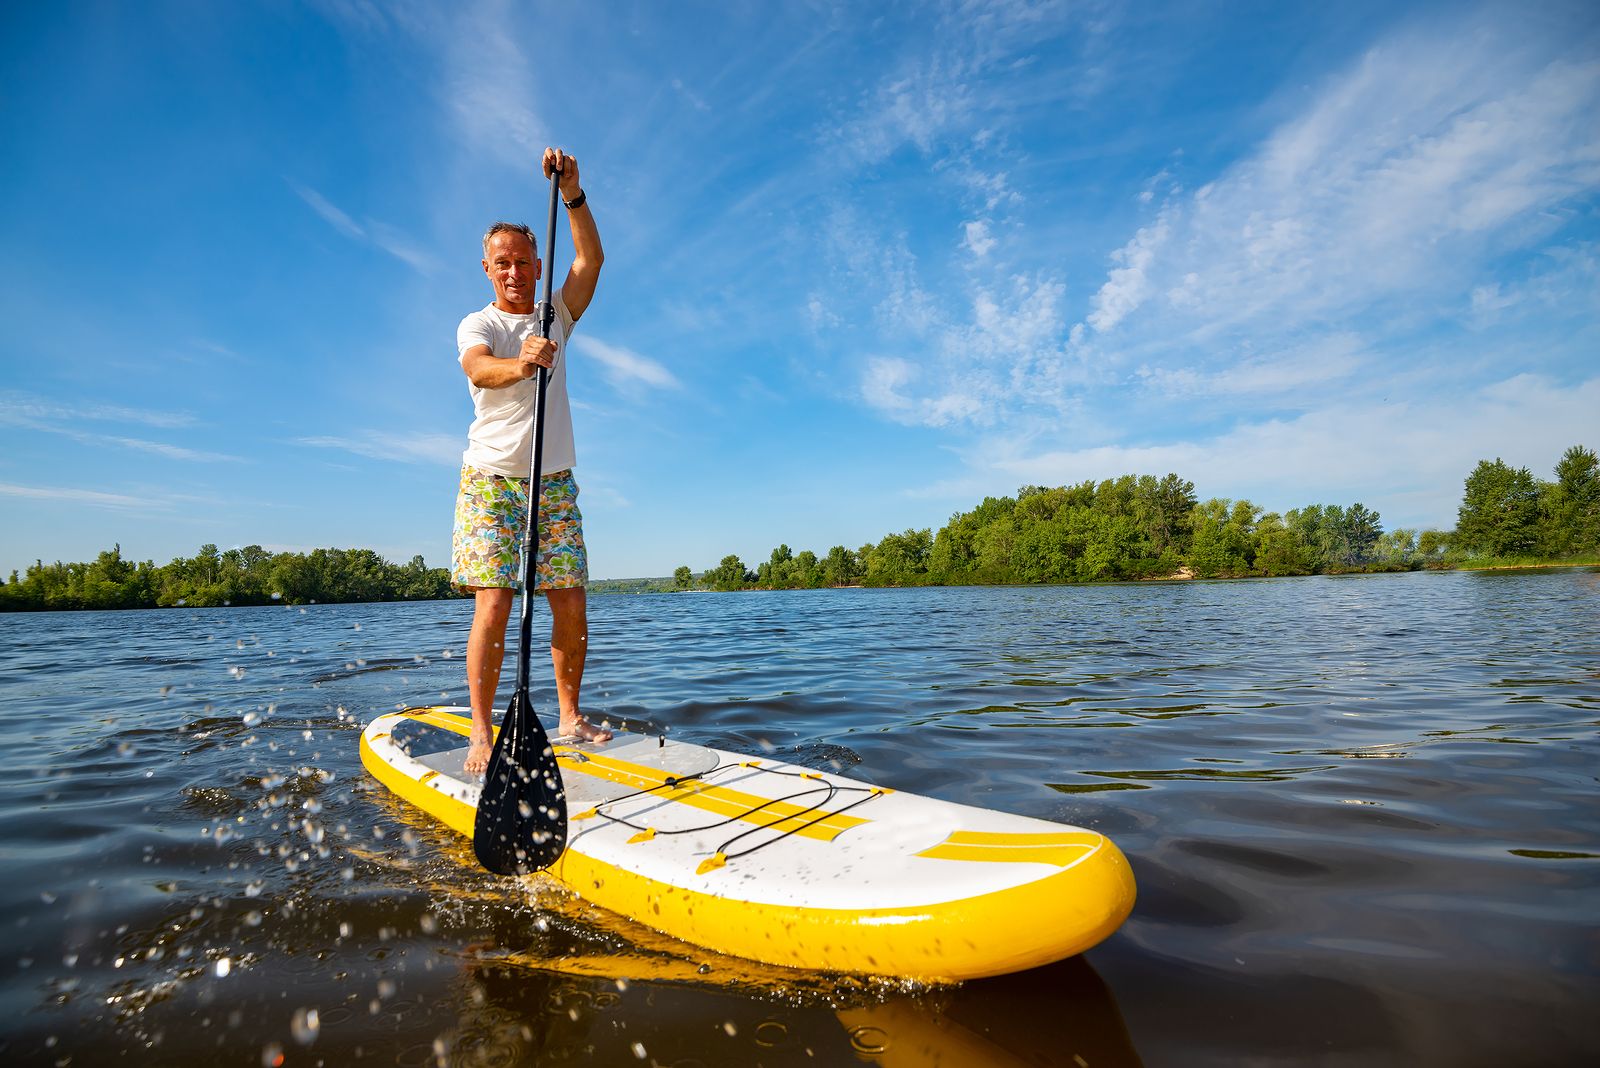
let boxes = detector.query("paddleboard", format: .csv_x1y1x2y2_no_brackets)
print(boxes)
360,705,1135,981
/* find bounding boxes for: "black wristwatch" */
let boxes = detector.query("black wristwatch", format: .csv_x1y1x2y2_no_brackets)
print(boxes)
564,189,587,211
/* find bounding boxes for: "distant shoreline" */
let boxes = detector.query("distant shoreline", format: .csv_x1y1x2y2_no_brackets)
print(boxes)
5,558,1595,613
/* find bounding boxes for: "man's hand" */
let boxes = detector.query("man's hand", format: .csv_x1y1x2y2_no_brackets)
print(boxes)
518,333,558,378
543,147,581,203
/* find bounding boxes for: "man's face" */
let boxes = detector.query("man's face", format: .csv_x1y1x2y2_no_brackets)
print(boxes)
483,232,541,312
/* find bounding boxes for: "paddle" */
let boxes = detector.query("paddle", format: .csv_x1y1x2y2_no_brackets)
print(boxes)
473,161,568,875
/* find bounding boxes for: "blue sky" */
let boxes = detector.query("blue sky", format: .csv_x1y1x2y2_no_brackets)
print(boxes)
2,1,1596,580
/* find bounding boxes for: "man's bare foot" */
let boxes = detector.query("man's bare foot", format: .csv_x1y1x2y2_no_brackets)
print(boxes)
559,714,613,743
464,736,493,777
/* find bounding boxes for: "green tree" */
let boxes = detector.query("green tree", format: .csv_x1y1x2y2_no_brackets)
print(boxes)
791,549,821,588
1341,503,1383,566
1542,444,1600,556
673,565,693,590
1255,512,1312,576
1456,459,1542,557
822,546,858,586
1135,473,1198,557
708,554,752,591
1188,499,1257,578
865,529,932,586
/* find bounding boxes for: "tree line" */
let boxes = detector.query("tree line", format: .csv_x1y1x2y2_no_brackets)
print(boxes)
674,444,1600,591
5,445,1594,610
0,543,457,612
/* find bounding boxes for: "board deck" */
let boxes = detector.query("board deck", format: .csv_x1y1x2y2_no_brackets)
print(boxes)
361,705,1135,980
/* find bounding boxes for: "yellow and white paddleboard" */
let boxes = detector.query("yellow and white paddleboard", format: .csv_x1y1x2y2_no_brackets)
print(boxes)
361,706,1135,981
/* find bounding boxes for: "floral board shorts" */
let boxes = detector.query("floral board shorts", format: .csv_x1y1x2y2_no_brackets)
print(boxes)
451,465,588,592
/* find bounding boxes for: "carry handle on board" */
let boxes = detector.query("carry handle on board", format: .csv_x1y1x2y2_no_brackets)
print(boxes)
473,161,568,875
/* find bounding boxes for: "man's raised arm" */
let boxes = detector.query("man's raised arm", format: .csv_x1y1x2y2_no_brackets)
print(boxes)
543,147,604,322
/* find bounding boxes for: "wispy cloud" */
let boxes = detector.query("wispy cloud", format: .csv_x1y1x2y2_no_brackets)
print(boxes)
1085,39,1600,349
570,336,682,393
1134,333,1371,400
910,373,1600,529
296,430,463,466
0,391,197,429
840,14,1600,434
671,77,711,113
288,179,364,239
0,482,150,507
0,392,242,461
287,179,439,274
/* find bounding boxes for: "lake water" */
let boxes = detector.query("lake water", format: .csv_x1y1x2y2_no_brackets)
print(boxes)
1,570,1596,1066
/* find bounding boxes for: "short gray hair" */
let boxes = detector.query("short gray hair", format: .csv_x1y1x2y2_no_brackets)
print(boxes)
483,221,536,257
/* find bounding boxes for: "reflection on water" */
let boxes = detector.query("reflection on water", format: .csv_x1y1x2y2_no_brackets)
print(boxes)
0,569,1596,1065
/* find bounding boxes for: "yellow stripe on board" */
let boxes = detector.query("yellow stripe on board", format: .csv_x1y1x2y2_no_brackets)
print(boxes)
914,829,1104,868
557,749,869,843
940,829,1105,847
388,707,869,843
407,708,476,737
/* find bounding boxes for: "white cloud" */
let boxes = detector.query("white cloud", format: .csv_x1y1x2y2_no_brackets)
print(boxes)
671,78,711,113
287,180,438,275
841,14,1600,440
570,336,682,392
297,431,463,466
963,219,997,257
1087,43,1600,346
971,374,1600,529
0,393,241,461
288,180,364,239
858,274,1076,426
1134,333,1370,399
434,7,548,169
0,482,149,507
1085,212,1170,333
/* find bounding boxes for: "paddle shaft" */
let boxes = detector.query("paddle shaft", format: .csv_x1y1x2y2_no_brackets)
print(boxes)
512,167,564,696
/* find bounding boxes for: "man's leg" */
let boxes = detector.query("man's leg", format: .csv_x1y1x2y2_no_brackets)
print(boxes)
464,586,515,775
547,587,610,741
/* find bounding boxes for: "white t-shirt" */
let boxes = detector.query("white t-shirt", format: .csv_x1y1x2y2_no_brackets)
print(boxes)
456,293,577,477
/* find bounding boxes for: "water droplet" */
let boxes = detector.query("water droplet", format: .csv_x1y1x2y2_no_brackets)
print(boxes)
722,1021,738,1036
261,1041,284,1067
290,1007,320,1045
631,1042,648,1060
245,911,263,926
419,913,438,934
216,957,232,977
377,979,396,999
242,711,262,727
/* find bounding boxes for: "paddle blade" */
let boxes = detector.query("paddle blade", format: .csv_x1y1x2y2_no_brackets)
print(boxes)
473,688,568,874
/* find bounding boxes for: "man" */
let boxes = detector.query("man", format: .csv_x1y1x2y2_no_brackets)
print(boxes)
453,146,611,778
